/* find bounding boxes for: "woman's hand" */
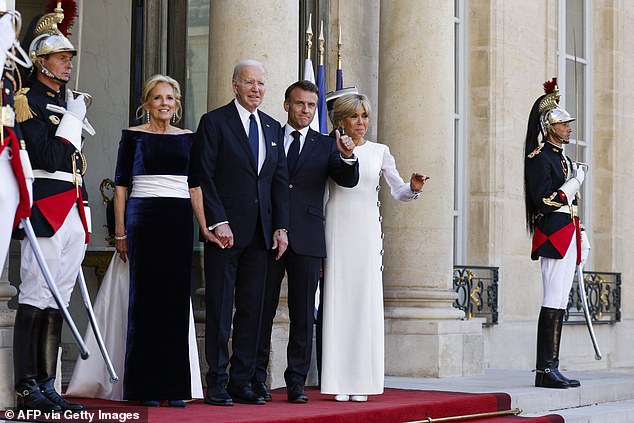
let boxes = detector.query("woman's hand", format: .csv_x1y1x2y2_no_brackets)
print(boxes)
335,129,355,158
410,172,429,193
115,237,128,263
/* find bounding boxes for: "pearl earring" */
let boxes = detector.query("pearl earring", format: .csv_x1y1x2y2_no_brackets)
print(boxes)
145,111,150,123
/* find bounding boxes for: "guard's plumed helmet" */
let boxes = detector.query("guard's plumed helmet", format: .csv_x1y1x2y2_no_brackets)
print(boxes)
28,2,76,82
539,78,575,134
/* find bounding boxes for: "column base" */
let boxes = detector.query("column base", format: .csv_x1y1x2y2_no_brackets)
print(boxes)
385,317,484,378
0,325,15,409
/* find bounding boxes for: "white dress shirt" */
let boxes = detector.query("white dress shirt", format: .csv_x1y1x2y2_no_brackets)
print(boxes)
234,99,266,174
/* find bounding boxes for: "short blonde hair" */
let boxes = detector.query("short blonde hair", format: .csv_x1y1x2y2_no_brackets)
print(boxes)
332,93,372,127
135,74,183,123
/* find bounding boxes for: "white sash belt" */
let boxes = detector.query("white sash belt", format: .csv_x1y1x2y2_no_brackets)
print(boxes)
131,175,189,198
33,169,82,185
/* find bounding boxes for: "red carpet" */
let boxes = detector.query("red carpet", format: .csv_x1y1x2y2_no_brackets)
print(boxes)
59,387,563,423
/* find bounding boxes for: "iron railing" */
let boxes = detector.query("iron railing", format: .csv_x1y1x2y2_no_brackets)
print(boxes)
453,266,499,326
565,270,621,325
453,266,621,327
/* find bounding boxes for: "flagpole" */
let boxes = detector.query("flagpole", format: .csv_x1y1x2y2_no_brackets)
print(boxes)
318,20,325,67
336,25,343,90
317,20,328,134
306,13,313,60
304,13,319,131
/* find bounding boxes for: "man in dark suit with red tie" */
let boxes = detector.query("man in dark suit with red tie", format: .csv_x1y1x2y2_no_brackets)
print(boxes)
252,80,358,403
194,59,289,406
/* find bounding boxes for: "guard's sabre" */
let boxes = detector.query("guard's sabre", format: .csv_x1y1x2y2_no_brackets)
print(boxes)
68,0,94,110
571,29,599,359
19,218,89,359
73,0,83,93
573,30,587,168
76,269,119,383
575,261,602,360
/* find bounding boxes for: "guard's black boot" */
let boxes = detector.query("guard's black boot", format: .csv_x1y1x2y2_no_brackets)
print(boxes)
37,308,84,411
535,307,569,389
16,379,62,411
551,309,581,387
13,304,61,411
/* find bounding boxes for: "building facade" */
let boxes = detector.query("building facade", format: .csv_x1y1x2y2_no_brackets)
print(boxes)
1,0,633,406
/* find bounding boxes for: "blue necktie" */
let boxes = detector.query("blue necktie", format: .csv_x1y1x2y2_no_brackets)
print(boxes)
287,130,300,172
248,114,259,163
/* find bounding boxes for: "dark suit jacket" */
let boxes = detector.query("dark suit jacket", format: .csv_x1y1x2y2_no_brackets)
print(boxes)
194,101,289,250
287,127,359,257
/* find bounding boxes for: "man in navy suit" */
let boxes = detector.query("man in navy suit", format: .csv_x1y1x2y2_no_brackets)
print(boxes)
252,80,358,403
194,59,289,406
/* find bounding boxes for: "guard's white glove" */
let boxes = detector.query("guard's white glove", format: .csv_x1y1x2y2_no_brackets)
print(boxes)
0,14,17,70
65,89,87,121
558,178,580,205
580,229,591,266
54,89,86,151
573,163,585,185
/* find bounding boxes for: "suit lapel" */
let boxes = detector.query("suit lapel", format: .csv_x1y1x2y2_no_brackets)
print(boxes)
226,102,257,170
259,110,277,172
294,129,318,173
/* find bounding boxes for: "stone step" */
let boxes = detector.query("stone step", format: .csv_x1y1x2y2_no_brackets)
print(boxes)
525,399,634,423
385,368,634,419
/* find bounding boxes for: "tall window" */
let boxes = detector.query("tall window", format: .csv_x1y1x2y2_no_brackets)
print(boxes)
453,0,467,265
559,0,592,224
185,0,210,250
185,0,210,131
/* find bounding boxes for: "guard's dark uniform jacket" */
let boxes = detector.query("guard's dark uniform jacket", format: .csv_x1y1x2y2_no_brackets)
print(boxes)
525,141,576,260
18,77,89,240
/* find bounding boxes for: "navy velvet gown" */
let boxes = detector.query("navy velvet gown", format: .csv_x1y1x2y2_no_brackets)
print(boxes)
114,129,195,400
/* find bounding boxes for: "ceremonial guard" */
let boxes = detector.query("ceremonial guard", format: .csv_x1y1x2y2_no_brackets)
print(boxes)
524,78,589,389
0,9,32,274
13,3,89,410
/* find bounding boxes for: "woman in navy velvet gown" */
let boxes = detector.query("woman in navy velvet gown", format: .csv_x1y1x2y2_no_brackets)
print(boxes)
113,75,196,406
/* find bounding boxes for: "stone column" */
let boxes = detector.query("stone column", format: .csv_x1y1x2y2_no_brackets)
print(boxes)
378,0,482,377
203,0,298,388
207,0,299,123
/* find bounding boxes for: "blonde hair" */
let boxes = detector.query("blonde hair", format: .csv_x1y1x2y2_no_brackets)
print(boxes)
332,93,372,127
135,74,183,123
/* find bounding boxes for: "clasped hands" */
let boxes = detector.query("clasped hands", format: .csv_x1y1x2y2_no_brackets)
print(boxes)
202,223,288,260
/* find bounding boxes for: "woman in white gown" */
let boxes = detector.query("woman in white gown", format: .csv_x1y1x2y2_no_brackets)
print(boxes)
320,94,428,402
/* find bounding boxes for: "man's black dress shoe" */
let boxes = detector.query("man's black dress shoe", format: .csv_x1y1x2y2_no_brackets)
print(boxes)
287,385,308,403
227,385,265,405
252,382,272,402
204,384,234,406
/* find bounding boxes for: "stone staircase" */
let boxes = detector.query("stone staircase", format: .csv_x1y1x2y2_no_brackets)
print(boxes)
385,369,634,423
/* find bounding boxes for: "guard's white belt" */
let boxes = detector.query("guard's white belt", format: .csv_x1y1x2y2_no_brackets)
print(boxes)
131,175,189,198
33,169,82,185
553,204,578,215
